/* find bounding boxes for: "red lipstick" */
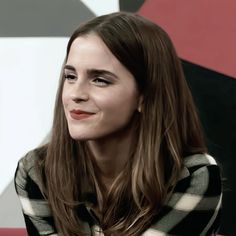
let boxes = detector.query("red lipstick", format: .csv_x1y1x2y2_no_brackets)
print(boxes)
69,109,95,120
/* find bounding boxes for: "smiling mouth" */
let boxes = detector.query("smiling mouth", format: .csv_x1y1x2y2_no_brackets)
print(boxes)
69,110,95,120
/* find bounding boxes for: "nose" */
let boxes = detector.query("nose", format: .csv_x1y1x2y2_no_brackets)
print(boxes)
70,79,89,103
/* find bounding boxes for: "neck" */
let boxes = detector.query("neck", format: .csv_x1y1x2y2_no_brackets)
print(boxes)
87,126,136,189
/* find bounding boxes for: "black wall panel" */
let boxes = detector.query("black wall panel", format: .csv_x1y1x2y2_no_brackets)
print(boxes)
183,60,236,235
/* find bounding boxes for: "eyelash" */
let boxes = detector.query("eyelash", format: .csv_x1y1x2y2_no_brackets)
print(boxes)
92,77,111,86
64,73,77,81
64,73,111,87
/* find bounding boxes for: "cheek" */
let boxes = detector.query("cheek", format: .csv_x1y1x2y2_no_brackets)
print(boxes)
61,85,69,107
94,90,138,114
61,92,66,106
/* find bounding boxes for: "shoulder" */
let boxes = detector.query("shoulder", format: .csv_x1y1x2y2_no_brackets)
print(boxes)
184,153,218,168
14,146,46,197
177,153,222,197
143,153,222,235
18,149,40,171
18,146,46,170
14,147,56,234
166,153,222,234
178,153,220,181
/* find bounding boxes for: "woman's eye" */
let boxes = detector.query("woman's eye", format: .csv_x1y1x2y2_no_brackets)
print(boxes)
92,78,110,86
64,74,77,81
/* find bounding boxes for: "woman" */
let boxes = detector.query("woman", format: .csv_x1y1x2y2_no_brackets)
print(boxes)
15,12,222,235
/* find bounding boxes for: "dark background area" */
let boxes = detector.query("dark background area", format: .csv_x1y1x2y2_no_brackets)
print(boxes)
183,60,236,235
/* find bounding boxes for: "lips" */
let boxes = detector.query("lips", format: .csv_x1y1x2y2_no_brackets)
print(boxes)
69,109,95,120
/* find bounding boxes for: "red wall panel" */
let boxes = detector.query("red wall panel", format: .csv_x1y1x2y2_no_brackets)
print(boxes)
139,0,236,78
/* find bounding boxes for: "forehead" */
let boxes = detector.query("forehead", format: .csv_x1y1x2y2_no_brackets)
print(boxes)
66,34,134,81
67,34,117,68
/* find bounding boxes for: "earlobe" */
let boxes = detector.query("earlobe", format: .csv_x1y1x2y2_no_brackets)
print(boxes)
138,105,142,113
137,95,143,113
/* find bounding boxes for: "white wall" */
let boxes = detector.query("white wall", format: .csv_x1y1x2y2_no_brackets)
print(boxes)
0,0,120,227
0,38,68,194
80,0,119,15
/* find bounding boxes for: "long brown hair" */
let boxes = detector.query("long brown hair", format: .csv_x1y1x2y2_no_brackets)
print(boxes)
38,12,207,235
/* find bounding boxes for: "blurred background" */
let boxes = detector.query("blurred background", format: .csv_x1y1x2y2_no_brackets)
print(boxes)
0,0,235,235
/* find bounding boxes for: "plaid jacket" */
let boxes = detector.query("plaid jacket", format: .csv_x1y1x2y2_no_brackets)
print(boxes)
15,151,222,236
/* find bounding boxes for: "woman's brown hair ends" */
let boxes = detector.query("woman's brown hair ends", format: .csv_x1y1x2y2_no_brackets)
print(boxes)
40,12,207,236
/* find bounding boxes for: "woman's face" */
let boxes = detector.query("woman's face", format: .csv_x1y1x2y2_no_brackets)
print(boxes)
62,34,141,141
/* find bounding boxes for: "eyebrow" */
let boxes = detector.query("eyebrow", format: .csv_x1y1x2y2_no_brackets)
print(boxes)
87,69,118,79
64,64,76,72
64,64,118,79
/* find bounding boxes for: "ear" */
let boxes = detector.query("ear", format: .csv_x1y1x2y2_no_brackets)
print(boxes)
137,95,143,113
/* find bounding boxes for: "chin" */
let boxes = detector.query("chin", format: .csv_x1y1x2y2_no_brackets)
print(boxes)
68,131,110,142
69,133,90,141
68,130,97,141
